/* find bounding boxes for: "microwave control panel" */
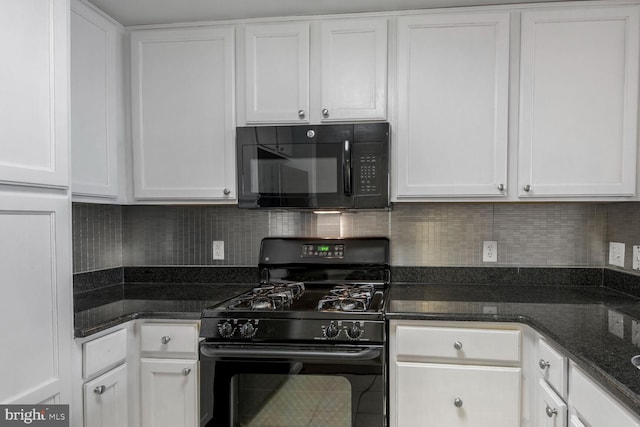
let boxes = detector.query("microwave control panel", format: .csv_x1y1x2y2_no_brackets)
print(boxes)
357,154,380,195
352,141,386,196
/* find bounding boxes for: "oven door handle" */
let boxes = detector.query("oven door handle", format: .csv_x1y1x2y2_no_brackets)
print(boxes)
200,344,381,361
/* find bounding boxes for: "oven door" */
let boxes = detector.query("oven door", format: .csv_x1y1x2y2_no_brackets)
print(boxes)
200,342,385,427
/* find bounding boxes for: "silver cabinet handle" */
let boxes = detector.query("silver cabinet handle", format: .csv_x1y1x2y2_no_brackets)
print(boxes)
322,108,329,118
454,398,463,408
161,336,171,345
497,184,504,191
523,184,531,192
298,110,305,119
182,368,192,376
223,188,231,195
94,385,106,395
539,359,550,370
545,405,558,417
454,341,463,350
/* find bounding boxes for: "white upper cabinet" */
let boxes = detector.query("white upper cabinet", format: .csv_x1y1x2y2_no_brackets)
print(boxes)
244,22,310,123
518,6,640,198
131,27,236,201
395,12,510,198
319,19,387,121
243,18,387,124
0,0,69,189
71,0,119,200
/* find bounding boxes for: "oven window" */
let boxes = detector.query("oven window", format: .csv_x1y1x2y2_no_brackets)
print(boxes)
234,374,351,427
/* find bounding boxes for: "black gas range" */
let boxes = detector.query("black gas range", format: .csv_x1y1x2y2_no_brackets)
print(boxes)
199,237,390,427
200,237,390,344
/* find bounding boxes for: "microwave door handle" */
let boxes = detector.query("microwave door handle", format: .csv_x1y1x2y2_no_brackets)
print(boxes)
343,140,352,196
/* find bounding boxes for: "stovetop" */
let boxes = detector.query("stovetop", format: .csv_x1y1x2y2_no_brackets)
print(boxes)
200,237,390,343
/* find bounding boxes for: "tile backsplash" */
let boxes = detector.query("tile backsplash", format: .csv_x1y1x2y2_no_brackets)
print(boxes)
73,202,614,273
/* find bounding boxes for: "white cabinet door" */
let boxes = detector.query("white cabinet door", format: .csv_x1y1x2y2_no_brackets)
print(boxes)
536,379,567,427
84,364,128,427
319,18,387,121
519,6,640,197
569,364,640,427
244,22,310,123
0,0,69,188
141,359,197,427
394,362,520,427
131,27,236,200
0,192,72,404
395,12,509,198
70,0,119,199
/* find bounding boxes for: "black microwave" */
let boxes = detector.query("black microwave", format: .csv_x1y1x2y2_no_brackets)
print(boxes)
236,122,390,209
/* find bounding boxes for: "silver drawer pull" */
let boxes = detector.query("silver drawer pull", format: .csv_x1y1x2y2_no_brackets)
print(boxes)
94,385,106,395
182,368,192,376
539,359,551,370
161,336,171,345
453,341,463,350
545,405,558,417
454,398,463,408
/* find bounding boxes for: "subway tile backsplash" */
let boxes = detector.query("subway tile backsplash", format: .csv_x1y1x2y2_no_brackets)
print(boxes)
73,202,616,273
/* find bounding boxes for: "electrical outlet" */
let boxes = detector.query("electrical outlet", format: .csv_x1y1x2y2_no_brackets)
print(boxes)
212,241,225,260
482,241,497,263
609,242,625,267
608,310,624,339
634,246,640,271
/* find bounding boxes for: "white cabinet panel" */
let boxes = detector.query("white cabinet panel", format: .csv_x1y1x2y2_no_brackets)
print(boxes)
70,0,119,199
396,325,520,364
83,329,127,380
519,6,639,197
537,339,567,398
395,362,520,427
0,193,72,404
0,0,69,188
131,27,236,200
141,359,198,427
84,363,128,427
569,364,640,427
395,12,509,198
536,379,567,427
320,19,387,121
245,22,310,123
140,323,198,358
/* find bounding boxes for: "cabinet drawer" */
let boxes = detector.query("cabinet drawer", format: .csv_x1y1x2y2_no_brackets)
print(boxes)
83,329,127,379
569,364,640,427
395,325,520,363
395,362,521,427
140,323,198,358
538,338,567,398
537,379,567,427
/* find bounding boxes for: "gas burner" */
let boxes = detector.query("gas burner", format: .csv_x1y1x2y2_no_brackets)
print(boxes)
227,281,306,311
317,284,376,312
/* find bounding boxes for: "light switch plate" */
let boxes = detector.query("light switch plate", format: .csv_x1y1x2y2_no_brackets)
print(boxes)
609,242,625,267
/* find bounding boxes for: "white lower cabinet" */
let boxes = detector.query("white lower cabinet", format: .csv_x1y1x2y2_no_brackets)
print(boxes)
389,320,522,427
396,362,520,426
140,359,198,427
84,364,128,427
569,363,640,427
79,327,129,427
536,379,567,427
139,322,200,427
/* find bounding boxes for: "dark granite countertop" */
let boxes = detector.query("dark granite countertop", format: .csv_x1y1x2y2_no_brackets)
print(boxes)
387,283,640,417
73,283,253,337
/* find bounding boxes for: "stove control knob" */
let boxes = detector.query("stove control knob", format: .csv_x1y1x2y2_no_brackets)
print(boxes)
347,322,363,340
240,322,256,338
218,321,235,338
324,321,340,339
